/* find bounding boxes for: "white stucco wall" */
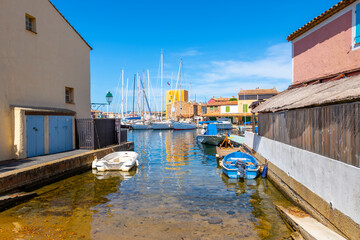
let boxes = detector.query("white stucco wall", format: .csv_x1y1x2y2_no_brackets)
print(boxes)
245,131,360,225
220,105,238,114
0,0,91,161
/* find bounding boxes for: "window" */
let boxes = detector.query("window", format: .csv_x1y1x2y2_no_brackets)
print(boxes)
65,87,74,104
243,104,248,113
25,14,36,33
356,4,360,45
226,106,230,112
210,106,213,111
214,106,218,110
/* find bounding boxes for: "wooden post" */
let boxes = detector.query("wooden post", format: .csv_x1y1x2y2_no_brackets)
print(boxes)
252,113,255,133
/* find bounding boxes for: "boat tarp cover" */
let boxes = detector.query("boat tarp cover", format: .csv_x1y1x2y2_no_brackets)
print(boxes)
206,124,218,135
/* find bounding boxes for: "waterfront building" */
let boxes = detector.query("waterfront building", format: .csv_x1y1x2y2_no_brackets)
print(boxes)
202,98,240,123
246,1,360,239
166,90,188,105
238,88,278,122
0,0,91,161
166,101,198,120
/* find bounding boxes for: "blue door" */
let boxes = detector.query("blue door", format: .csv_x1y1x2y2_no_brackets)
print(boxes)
26,116,45,158
49,116,73,154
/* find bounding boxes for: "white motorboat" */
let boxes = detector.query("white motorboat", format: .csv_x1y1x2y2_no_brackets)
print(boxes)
196,123,225,145
173,121,196,130
216,118,233,130
92,151,139,172
152,120,173,130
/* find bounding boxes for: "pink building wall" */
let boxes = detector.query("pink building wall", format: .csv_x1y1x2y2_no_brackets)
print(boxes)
293,10,360,84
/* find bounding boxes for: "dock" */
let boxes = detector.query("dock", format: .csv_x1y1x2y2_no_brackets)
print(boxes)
228,134,245,144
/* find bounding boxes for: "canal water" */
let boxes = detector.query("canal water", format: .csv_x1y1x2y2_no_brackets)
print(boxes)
0,130,294,240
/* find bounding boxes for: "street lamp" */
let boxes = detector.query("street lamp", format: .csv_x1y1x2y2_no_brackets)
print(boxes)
106,91,113,118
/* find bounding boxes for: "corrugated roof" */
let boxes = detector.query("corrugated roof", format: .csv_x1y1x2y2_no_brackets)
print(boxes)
207,101,238,106
252,75,360,113
238,88,278,95
48,0,92,50
287,0,356,41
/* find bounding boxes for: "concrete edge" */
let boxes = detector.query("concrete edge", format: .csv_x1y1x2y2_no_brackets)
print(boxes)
243,143,356,240
0,142,134,195
276,205,346,240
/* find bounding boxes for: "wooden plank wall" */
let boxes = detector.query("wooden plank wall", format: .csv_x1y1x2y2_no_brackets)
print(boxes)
258,102,360,168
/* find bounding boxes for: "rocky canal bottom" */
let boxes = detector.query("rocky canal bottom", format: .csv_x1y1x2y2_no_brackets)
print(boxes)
0,130,295,239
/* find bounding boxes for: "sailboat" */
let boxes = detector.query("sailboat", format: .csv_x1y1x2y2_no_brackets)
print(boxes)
152,50,174,130
173,59,196,130
132,71,152,130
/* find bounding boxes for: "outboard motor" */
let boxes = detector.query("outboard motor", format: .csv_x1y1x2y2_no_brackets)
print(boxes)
235,160,246,178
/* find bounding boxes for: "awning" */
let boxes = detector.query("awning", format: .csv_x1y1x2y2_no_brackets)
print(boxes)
253,75,360,113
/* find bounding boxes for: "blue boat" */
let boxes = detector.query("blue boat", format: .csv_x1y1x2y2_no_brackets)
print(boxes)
221,152,260,179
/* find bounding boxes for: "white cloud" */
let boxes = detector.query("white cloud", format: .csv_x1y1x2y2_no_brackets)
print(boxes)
173,49,202,57
188,43,292,99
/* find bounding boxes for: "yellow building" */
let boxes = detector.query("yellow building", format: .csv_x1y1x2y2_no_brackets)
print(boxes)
166,90,188,105
238,88,278,120
0,0,91,161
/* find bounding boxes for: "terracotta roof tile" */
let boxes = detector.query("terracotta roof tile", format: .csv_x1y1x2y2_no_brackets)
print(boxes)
207,101,238,106
238,88,278,95
287,0,356,41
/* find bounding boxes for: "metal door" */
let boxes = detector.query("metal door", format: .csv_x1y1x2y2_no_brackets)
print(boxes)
26,115,45,158
49,116,73,154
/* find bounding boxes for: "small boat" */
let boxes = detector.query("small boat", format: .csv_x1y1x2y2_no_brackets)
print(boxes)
196,123,225,146
173,121,196,130
216,135,242,158
92,151,139,172
216,118,233,130
152,120,173,130
220,152,259,179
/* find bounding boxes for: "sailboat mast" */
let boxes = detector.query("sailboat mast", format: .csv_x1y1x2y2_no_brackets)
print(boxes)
160,50,164,121
121,69,124,118
147,69,151,118
179,58,182,119
132,74,136,124
143,69,145,125
125,77,129,116
170,72,173,119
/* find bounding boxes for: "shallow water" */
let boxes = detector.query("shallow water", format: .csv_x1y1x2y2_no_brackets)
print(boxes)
0,130,293,239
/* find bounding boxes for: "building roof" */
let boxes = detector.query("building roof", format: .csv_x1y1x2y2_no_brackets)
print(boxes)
207,101,238,106
48,0,92,50
238,87,278,95
252,74,360,113
287,0,356,41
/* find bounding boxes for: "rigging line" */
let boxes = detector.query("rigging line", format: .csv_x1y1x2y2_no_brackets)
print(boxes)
112,72,122,113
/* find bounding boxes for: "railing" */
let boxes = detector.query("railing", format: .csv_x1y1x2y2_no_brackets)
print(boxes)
76,119,127,150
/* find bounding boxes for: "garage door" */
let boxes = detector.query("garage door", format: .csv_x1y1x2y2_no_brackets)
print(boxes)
49,116,73,154
26,115,45,158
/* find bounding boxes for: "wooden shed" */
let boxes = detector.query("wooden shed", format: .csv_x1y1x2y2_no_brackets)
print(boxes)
252,75,360,168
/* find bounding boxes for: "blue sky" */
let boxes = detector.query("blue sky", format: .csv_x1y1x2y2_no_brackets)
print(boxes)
51,0,340,113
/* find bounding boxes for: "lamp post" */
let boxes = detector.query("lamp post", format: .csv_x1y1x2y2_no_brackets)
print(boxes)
106,91,113,118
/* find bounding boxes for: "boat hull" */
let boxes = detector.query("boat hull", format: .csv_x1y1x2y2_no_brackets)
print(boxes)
152,122,173,130
196,135,225,146
173,122,196,130
132,124,152,130
221,152,259,179
93,151,139,172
